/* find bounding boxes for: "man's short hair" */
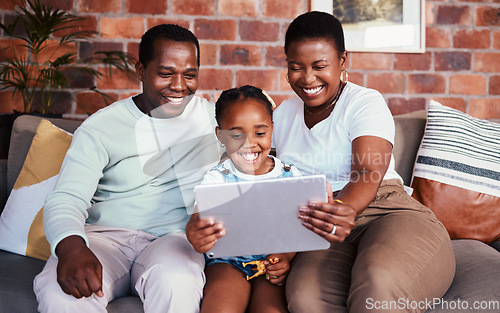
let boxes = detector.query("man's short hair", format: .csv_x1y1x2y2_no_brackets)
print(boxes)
139,24,200,68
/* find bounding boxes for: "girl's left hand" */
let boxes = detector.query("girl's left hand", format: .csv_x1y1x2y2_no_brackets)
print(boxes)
264,253,295,286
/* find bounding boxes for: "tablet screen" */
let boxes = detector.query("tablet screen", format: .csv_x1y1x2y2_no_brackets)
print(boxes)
195,174,330,258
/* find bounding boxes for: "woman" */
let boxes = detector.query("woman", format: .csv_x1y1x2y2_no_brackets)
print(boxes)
272,11,455,313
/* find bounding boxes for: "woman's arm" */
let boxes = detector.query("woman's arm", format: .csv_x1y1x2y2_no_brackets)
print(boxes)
335,135,392,215
298,135,392,242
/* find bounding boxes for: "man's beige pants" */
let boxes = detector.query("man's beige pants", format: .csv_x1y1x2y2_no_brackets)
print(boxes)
34,227,205,313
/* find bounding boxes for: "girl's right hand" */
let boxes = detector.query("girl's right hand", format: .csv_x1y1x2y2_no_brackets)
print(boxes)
186,211,225,253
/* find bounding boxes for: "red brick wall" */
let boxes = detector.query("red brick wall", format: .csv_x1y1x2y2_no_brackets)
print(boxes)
0,0,499,119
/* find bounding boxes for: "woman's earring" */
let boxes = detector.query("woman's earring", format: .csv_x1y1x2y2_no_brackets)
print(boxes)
219,142,225,148
341,69,349,84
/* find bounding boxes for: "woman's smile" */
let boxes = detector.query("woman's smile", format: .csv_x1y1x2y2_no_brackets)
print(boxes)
286,39,346,110
302,85,324,97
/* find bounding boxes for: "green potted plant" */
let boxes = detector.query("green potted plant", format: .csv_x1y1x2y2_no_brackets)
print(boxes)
0,0,137,114
0,0,137,158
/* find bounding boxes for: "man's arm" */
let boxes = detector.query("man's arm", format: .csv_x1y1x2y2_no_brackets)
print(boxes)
44,126,109,298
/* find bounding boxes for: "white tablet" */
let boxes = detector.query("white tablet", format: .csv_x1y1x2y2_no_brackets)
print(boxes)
194,174,330,258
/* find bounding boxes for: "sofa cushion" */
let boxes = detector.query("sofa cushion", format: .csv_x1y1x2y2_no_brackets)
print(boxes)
0,249,46,313
428,240,500,313
393,110,427,185
0,249,144,313
7,115,81,194
0,159,7,214
491,240,500,253
411,101,500,243
0,120,72,260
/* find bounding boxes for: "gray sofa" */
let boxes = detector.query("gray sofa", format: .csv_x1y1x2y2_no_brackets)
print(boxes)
0,113,499,313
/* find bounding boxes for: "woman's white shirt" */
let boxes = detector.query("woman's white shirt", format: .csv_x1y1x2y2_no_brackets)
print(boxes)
272,82,403,192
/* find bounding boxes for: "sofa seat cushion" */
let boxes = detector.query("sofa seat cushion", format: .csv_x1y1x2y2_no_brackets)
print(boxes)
427,240,500,313
2,240,498,313
0,248,144,313
490,240,500,253
0,249,45,313
107,297,144,313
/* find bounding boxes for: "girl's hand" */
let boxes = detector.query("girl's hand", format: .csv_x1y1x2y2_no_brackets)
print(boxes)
186,211,225,253
264,252,295,286
298,184,356,243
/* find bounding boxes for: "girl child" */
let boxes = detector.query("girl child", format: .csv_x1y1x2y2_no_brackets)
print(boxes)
187,85,299,313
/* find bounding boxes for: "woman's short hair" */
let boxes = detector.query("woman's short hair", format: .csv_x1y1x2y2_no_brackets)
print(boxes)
215,85,274,125
139,24,200,68
284,11,345,58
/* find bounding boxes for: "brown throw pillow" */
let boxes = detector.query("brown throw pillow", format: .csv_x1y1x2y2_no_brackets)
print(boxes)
411,101,500,244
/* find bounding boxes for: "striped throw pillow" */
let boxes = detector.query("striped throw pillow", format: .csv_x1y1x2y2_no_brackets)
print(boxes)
411,100,499,243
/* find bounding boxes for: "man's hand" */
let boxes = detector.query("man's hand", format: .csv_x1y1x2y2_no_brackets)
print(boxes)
55,235,104,299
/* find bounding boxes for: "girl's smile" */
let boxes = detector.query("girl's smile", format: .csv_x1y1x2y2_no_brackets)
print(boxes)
216,99,274,176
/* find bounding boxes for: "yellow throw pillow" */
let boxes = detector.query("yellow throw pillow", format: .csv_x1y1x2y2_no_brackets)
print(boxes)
0,119,72,260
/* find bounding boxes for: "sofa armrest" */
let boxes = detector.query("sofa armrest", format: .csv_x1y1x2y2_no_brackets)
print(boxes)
393,110,427,186
7,115,82,195
491,240,500,253
0,159,7,214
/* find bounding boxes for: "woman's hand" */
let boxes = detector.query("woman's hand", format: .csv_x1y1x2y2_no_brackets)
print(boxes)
298,201,356,242
186,211,225,253
298,184,356,243
264,252,295,286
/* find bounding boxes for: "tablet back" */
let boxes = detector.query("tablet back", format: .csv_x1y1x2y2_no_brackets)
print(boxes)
195,174,330,258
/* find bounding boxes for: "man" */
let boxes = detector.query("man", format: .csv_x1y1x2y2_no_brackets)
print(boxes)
34,24,222,313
